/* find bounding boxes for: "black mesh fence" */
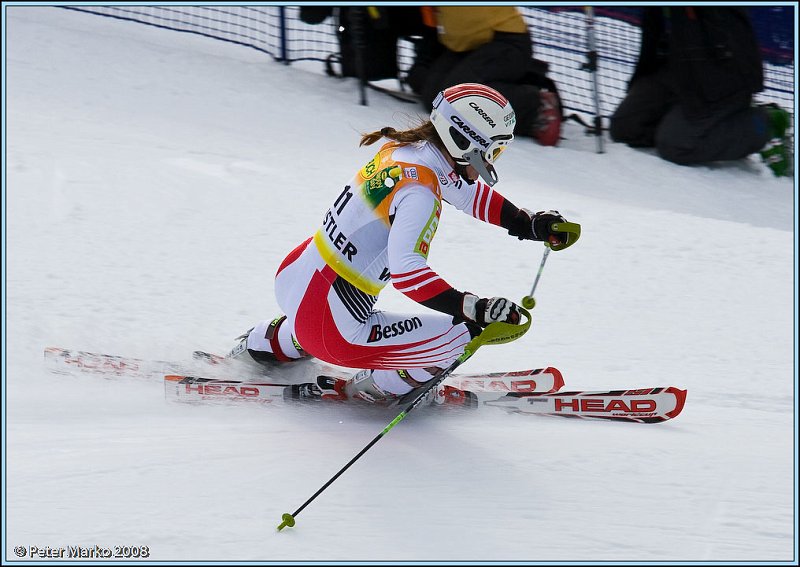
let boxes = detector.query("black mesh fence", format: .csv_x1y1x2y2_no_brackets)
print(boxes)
62,5,794,120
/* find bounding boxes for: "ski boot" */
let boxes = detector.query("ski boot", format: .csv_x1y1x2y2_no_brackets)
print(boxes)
343,367,477,408
344,369,401,404
228,315,308,368
392,382,478,409
284,370,401,405
283,375,348,402
349,368,471,407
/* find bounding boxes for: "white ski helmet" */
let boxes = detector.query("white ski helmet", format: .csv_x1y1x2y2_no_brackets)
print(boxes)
430,83,516,186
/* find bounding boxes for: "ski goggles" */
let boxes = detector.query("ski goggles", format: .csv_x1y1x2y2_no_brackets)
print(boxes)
485,135,513,163
448,128,513,165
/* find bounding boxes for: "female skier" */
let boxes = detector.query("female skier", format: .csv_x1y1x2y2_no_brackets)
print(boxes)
230,83,579,403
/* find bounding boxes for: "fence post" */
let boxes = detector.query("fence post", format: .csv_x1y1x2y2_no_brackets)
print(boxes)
279,6,289,65
348,7,369,105
583,6,604,154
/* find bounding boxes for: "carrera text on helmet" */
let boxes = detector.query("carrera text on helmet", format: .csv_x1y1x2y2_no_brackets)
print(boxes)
450,115,490,148
469,101,496,128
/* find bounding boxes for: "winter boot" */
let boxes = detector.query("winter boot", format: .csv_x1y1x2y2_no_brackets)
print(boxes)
532,89,562,146
759,104,792,177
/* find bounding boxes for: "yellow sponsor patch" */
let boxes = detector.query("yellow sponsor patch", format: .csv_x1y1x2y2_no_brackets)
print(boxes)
360,153,381,180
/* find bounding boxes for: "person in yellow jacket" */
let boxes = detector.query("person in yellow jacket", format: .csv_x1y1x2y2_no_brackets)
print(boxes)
435,6,528,52
406,7,562,146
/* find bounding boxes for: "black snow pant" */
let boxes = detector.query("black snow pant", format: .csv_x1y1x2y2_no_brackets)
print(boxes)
413,32,543,138
609,71,771,165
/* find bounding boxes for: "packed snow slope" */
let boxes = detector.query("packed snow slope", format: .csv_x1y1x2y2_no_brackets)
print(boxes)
5,7,796,564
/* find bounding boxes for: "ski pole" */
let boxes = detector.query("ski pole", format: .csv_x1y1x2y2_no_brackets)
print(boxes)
521,220,581,308
521,244,551,309
276,309,532,531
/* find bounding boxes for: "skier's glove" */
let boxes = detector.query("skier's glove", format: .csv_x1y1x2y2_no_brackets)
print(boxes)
508,208,580,251
461,293,521,327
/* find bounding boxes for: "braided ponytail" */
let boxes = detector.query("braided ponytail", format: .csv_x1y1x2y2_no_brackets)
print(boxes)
359,121,440,147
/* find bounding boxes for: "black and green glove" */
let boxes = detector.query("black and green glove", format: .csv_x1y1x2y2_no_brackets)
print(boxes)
508,208,581,251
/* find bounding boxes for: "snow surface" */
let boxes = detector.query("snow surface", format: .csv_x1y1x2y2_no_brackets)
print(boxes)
4,7,797,564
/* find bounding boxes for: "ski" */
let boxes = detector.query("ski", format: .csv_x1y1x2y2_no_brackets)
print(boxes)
44,347,189,378
164,367,565,407
165,375,301,404
195,350,564,390
164,375,685,422
440,367,564,395
484,387,687,423
44,346,274,380
47,346,685,422
366,81,421,104
46,347,565,396
192,349,565,392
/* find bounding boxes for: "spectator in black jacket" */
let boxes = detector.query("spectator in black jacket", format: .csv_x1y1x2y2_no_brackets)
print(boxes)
610,7,790,177
407,7,563,146
299,6,435,82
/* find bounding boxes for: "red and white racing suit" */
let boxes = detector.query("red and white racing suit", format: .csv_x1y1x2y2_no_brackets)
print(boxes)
248,140,520,395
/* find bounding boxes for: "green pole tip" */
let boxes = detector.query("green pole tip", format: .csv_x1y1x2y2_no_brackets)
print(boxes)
521,296,536,309
277,513,296,531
